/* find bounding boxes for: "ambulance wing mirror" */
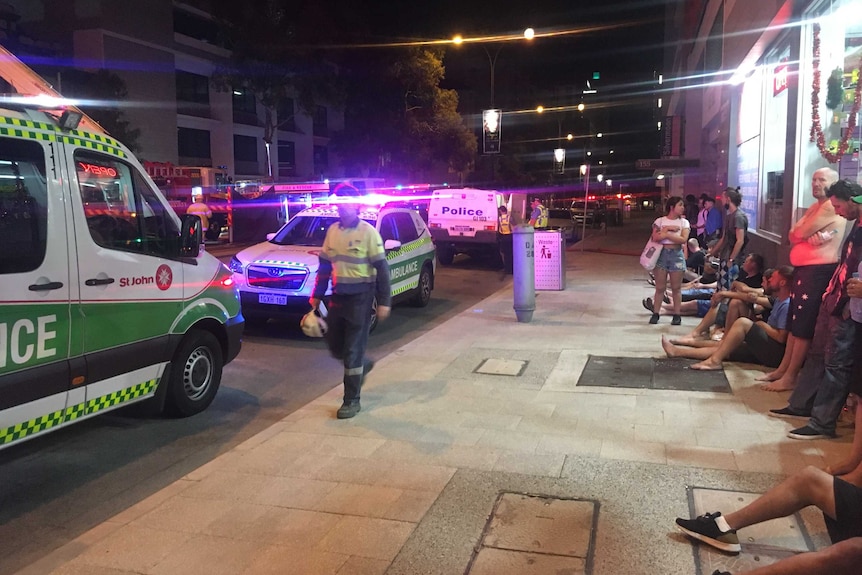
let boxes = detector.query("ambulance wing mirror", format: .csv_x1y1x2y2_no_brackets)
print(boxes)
180,214,202,257
384,239,402,251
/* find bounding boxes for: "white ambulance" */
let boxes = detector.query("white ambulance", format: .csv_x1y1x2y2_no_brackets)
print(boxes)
427,188,502,264
229,203,436,331
0,48,244,450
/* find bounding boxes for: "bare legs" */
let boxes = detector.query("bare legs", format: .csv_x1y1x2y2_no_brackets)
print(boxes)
758,334,810,392
668,269,683,316
651,267,669,316
661,317,754,370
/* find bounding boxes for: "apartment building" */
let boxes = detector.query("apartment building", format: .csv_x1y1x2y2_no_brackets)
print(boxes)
4,0,342,181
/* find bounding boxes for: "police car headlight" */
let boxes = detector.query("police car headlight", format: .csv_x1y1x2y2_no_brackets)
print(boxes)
228,256,244,274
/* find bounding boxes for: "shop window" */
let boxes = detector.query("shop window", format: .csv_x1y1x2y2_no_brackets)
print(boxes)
796,3,862,214
313,105,328,136
278,97,296,132
759,45,790,236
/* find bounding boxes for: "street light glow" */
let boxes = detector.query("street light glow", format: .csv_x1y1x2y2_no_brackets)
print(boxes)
580,164,587,176
452,35,463,44
577,103,585,112
597,174,603,183
536,105,544,113
587,151,592,156
567,134,573,141
524,28,535,40
596,132,603,138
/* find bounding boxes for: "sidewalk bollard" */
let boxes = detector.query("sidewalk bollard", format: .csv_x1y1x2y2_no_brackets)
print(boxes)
513,224,535,322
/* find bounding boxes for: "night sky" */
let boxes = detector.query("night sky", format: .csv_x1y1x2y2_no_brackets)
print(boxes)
357,0,669,179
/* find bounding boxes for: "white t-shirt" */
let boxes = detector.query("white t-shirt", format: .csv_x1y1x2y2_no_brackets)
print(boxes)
653,216,690,245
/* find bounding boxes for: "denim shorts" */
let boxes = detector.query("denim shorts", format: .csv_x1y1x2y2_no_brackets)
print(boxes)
655,246,686,272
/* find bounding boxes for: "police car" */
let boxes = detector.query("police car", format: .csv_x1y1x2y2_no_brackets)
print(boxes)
229,203,436,331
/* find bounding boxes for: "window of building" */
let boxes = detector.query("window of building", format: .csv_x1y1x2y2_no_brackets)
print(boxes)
173,8,227,48
0,138,48,274
177,127,211,163
232,88,257,125
313,105,328,135
313,145,328,173
176,71,209,105
234,135,259,174
278,97,296,132
759,43,790,237
75,151,180,256
277,140,296,178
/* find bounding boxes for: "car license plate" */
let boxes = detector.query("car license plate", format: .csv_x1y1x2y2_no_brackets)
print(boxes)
453,225,473,232
258,293,287,305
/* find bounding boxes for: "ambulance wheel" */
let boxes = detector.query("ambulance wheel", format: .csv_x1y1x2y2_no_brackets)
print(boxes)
165,329,223,417
369,296,379,333
411,265,433,307
438,248,454,265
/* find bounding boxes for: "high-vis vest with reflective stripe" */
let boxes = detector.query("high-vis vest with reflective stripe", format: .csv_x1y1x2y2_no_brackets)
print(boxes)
320,220,386,287
533,204,549,228
498,213,512,234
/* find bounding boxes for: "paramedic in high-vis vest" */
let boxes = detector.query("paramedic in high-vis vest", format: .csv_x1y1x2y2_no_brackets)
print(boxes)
310,192,391,419
529,197,549,230
498,205,513,274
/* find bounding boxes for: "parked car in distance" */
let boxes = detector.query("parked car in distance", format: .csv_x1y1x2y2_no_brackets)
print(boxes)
570,200,607,228
547,208,577,241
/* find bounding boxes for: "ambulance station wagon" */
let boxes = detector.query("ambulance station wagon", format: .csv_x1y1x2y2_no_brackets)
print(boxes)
229,203,436,331
0,48,244,450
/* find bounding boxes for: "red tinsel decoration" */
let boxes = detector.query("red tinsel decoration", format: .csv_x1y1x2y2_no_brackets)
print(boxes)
810,23,862,164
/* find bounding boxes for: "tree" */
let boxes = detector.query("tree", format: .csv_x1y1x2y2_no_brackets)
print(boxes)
332,46,476,182
58,69,141,153
210,0,350,177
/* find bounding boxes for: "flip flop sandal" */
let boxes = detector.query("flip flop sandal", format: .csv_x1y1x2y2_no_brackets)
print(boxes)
642,297,654,312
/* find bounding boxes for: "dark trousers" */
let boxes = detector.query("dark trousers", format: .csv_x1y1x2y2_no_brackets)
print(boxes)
498,233,513,274
325,290,374,402
789,304,862,434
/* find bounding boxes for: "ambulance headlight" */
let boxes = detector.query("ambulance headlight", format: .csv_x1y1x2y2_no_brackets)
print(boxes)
228,256,244,274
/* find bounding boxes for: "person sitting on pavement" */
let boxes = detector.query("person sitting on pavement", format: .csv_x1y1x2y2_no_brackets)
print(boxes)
758,167,845,392
660,265,791,371
647,253,764,319
664,269,774,332
675,381,862,575
768,180,862,440
684,237,705,281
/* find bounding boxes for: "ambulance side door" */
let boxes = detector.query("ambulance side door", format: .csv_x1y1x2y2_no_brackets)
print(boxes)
65,147,183,407
0,136,73,447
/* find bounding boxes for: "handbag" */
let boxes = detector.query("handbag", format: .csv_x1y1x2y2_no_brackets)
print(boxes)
640,238,663,271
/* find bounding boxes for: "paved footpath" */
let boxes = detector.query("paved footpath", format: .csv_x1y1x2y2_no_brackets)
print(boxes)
17,214,851,575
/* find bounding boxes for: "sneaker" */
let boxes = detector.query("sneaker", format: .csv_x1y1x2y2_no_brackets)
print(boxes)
675,512,741,553
768,406,809,419
336,400,361,419
649,313,660,324
787,425,836,440
671,315,682,325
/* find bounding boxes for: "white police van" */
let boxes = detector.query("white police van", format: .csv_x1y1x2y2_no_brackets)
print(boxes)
428,188,502,264
0,47,244,450
230,203,436,331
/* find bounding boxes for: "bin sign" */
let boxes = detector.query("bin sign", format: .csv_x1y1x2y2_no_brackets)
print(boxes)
483,109,501,154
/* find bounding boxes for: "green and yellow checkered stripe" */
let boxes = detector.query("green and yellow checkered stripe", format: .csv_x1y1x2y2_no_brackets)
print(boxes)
391,283,413,296
386,236,433,260
0,117,127,158
0,379,157,446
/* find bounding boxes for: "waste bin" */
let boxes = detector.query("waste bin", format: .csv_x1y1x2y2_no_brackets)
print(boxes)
534,229,565,290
